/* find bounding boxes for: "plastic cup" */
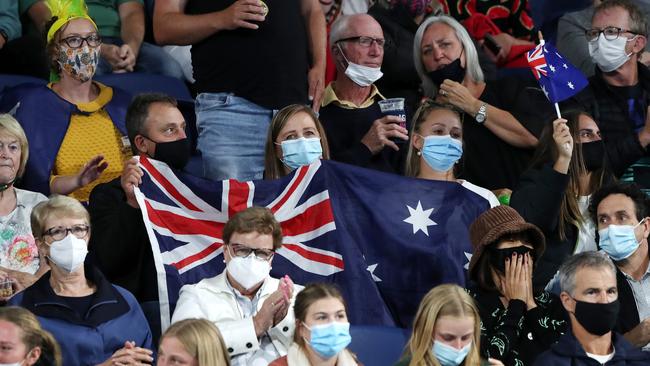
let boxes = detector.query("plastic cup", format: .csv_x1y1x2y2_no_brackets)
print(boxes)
0,279,13,298
378,98,407,143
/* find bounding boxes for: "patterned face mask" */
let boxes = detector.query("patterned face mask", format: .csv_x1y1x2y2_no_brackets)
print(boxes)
57,44,99,82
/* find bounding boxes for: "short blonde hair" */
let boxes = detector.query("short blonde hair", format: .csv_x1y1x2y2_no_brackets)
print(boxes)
0,114,29,178
263,104,330,180
31,195,90,238
162,319,231,366
402,284,481,366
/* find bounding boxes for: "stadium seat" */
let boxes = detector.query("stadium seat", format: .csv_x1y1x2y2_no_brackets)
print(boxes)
139,301,162,347
349,325,409,366
95,72,192,102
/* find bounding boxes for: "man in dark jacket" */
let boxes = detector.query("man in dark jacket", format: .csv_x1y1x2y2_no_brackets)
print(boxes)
534,251,650,365
88,93,191,303
572,0,650,188
589,183,650,350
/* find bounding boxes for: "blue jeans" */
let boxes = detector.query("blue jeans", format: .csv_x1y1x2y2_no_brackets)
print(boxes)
196,93,274,181
97,39,184,80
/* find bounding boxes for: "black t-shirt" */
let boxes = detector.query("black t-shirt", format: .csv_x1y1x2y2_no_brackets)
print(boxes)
60,293,95,319
458,77,551,190
186,0,310,109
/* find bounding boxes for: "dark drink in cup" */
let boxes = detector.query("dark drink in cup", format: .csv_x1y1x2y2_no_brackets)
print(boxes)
378,98,407,143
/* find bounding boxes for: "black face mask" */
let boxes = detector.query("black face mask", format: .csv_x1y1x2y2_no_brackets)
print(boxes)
572,298,619,336
148,137,191,170
581,140,605,172
427,58,466,86
489,245,533,274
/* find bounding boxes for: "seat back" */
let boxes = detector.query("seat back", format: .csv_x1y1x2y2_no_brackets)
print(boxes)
348,325,410,366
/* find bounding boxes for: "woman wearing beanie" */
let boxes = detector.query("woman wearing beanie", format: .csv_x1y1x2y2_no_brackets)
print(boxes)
467,206,567,366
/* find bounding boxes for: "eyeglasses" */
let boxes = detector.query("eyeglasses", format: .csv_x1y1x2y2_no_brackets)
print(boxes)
585,26,638,41
43,224,90,241
60,34,102,49
228,243,275,261
337,36,385,48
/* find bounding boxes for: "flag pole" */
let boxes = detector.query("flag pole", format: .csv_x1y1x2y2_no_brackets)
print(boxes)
538,30,562,120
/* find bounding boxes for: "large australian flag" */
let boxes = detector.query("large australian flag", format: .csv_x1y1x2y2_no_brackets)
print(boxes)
134,157,489,330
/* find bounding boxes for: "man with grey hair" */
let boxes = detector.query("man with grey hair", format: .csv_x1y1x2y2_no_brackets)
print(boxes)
534,252,650,365
318,14,409,174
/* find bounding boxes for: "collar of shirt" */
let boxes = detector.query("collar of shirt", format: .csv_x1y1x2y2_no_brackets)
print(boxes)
321,82,385,109
621,257,650,282
225,275,266,316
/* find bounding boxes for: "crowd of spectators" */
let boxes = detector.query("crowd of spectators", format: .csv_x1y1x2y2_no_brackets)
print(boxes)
0,0,650,365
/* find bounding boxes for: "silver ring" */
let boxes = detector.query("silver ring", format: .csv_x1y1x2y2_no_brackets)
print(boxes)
440,90,447,96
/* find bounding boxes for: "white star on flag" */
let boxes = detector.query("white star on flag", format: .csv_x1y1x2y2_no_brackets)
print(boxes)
464,252,472,270
403,201,436,236
567,81,574,89
549,64,556,72
367,263,382,282
563,63,568,69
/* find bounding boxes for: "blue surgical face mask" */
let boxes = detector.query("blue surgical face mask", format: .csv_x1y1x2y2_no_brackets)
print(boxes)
304,321,352,359
598,218,646,261
279,137,323,171
433,341,471,366
420,135,463,172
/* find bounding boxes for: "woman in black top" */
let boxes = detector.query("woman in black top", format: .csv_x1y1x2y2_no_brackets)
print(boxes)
468,206,567,366
510,110,613,290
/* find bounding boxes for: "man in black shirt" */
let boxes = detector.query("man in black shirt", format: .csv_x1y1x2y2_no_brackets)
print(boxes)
575,0,650,189
153,0,326,181
319,14,408,174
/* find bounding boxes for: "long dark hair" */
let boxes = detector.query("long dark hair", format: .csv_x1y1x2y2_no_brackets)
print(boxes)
528,110,612,240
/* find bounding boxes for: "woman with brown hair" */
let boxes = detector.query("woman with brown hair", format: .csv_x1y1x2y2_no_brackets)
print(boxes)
264,104,330,180
396,284,502,366
269,283,360,366
510,110,613,290
0,306,61,366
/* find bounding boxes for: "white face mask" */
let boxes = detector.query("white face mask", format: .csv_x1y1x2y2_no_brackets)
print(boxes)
588,35,637,72
0,363,22,366
226,252,271,290
337,44,383,87
48,234,88,273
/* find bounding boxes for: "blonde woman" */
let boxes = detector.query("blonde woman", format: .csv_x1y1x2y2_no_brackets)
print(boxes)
0,306,62,366
270,283,360,366
158,319,231,366
0,114,48,294
405,100,499,208
264,104,330,180
9,195,153,366
396,284,503,366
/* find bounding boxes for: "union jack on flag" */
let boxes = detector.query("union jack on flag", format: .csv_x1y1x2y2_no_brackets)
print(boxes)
134,157,488,329
526,41,588,103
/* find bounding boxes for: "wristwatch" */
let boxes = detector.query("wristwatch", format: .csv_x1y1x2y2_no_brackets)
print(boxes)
475,103,487,124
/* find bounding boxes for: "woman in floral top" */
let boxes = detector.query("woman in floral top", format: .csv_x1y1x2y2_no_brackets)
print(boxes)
467,206,567,366
0,115,48,294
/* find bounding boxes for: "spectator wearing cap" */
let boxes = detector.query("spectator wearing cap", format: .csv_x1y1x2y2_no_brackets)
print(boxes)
468,205,567,366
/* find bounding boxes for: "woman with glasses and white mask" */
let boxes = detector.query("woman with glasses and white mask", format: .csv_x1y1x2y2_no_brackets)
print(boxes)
172,207,304,365
264,104,330,180
0,0,134,202
270,283,360,366
9,195,153,366
405,100,499,208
